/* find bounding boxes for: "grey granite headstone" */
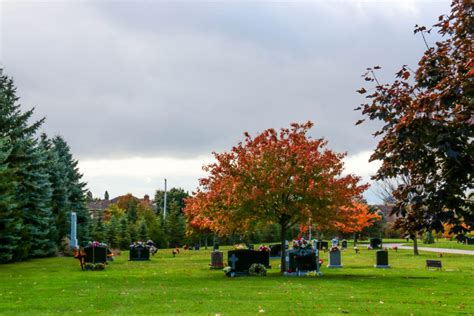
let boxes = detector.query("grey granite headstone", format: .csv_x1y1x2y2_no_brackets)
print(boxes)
327,248,343,268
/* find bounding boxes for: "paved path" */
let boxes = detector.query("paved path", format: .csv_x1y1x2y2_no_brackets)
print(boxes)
384,243,474,255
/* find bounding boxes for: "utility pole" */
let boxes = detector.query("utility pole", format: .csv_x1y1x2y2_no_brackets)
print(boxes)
163,178,167,219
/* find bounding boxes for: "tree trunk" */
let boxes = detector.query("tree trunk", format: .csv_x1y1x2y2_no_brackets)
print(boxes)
353,233,358,247
280,223,287,273
413,235,419,255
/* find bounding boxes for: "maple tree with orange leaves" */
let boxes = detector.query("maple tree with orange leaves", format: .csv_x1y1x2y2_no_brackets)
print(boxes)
185,122,376,272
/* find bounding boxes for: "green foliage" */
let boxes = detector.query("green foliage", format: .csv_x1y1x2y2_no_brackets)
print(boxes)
118,215,131,249
0,138,20,263
423,231,435,244
106,215,120,249
138,220,149,241
155,187,189,215
104,190,109,200
91,211,106,242
165,201,186,246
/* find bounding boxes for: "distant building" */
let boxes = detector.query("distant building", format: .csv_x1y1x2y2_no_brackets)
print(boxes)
87,194,154,219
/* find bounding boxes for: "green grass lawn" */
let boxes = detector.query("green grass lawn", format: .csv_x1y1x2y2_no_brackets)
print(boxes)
1,247,473,315
353,238,474,251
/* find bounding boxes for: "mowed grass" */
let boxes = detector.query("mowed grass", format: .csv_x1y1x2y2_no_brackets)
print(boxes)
0,246,473,315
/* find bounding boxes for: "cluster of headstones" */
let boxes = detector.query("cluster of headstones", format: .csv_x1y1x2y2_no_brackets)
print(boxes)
210,237,391,277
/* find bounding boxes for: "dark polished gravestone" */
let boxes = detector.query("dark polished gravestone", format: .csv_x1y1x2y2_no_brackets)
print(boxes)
227,249,270,273
84,246,108,264
341,240,348,249
270,244,282,258
210,251,224,269
320,241,329,250
327,248,343,268
467,238,474,245
375,250,390,268
286,248,320,276
129,244,150,261
370,238,383,249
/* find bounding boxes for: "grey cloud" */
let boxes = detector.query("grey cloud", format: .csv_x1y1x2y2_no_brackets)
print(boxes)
2,0,450,159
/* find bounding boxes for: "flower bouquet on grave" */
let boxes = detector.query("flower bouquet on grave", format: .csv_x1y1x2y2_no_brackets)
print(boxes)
392,246,398,252
249,263,267,276
292,238,311,250
234,243,246,250
88,241,108,248
258,245,270,252
130,241,149,248
330,246,339,253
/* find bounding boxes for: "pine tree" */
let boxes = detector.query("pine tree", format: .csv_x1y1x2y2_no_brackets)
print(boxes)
0,69,49,261
106,215,119,248
17,139,56,258
52,136,90,246
138,220,149,241
0,138,20,263
91,210,106,242
165,201,186,247
118,215,131,249
104,191,109,200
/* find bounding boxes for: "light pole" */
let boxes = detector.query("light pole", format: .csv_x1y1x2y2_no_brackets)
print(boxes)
163,178,167,219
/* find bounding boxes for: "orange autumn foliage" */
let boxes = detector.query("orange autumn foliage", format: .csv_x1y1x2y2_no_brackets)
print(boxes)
185,122,375,236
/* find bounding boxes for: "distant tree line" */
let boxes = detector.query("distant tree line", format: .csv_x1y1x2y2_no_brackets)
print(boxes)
0,70,90,263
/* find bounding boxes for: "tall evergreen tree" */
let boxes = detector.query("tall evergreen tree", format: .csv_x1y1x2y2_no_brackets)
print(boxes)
16,139,56,258
91,210,106,242
138,220,149,241
165,201,186,246
52,136,90,245
104,190,109,200
106,215,119,248
0,138,20,263
118,215,131,249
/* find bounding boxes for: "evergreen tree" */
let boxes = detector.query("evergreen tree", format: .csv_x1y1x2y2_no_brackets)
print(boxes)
127,198,138,224
106,215,119,248
148,215,166,248
86,191,93,201
104,190,109,200
0,138,20,263
52,136,90,246
118,215,131,249
91,210,106,242
165,201,186,246
17,139,56,258
138,220,149,241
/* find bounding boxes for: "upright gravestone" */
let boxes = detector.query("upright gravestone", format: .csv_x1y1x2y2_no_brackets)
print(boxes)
270,244,282,258
320,241,329,250
327,248,343,268
285,240,321,276
370,238,383,249
375,250,390,268
70,212,78,250
84,246,107,264
210,251,224,269
194,243,200,251
341,239,348,249
130,244,150,261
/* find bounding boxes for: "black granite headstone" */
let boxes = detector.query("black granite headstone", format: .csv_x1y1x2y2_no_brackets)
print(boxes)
370,238,383,249
375,250,390,268
270,244,282,258
130,245,150,261
84,246,107,264
227,249,270,272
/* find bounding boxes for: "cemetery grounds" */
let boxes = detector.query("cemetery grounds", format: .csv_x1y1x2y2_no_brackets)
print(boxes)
0,242,473,315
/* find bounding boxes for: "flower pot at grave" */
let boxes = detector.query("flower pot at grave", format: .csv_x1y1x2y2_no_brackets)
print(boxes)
370,238,383,249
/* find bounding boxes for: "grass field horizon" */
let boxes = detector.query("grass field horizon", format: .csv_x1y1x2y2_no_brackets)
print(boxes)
1,243,473,315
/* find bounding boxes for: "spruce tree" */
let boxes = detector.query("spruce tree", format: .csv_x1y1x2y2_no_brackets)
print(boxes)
16,139,56,258
0,138,20,263
91,210,106,242
138,220,149,241
52,136,90,245
106,215,119,248
118,215,131,249
165,201,186,246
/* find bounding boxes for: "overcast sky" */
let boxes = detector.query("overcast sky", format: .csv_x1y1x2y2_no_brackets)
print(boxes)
1,0,450,202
